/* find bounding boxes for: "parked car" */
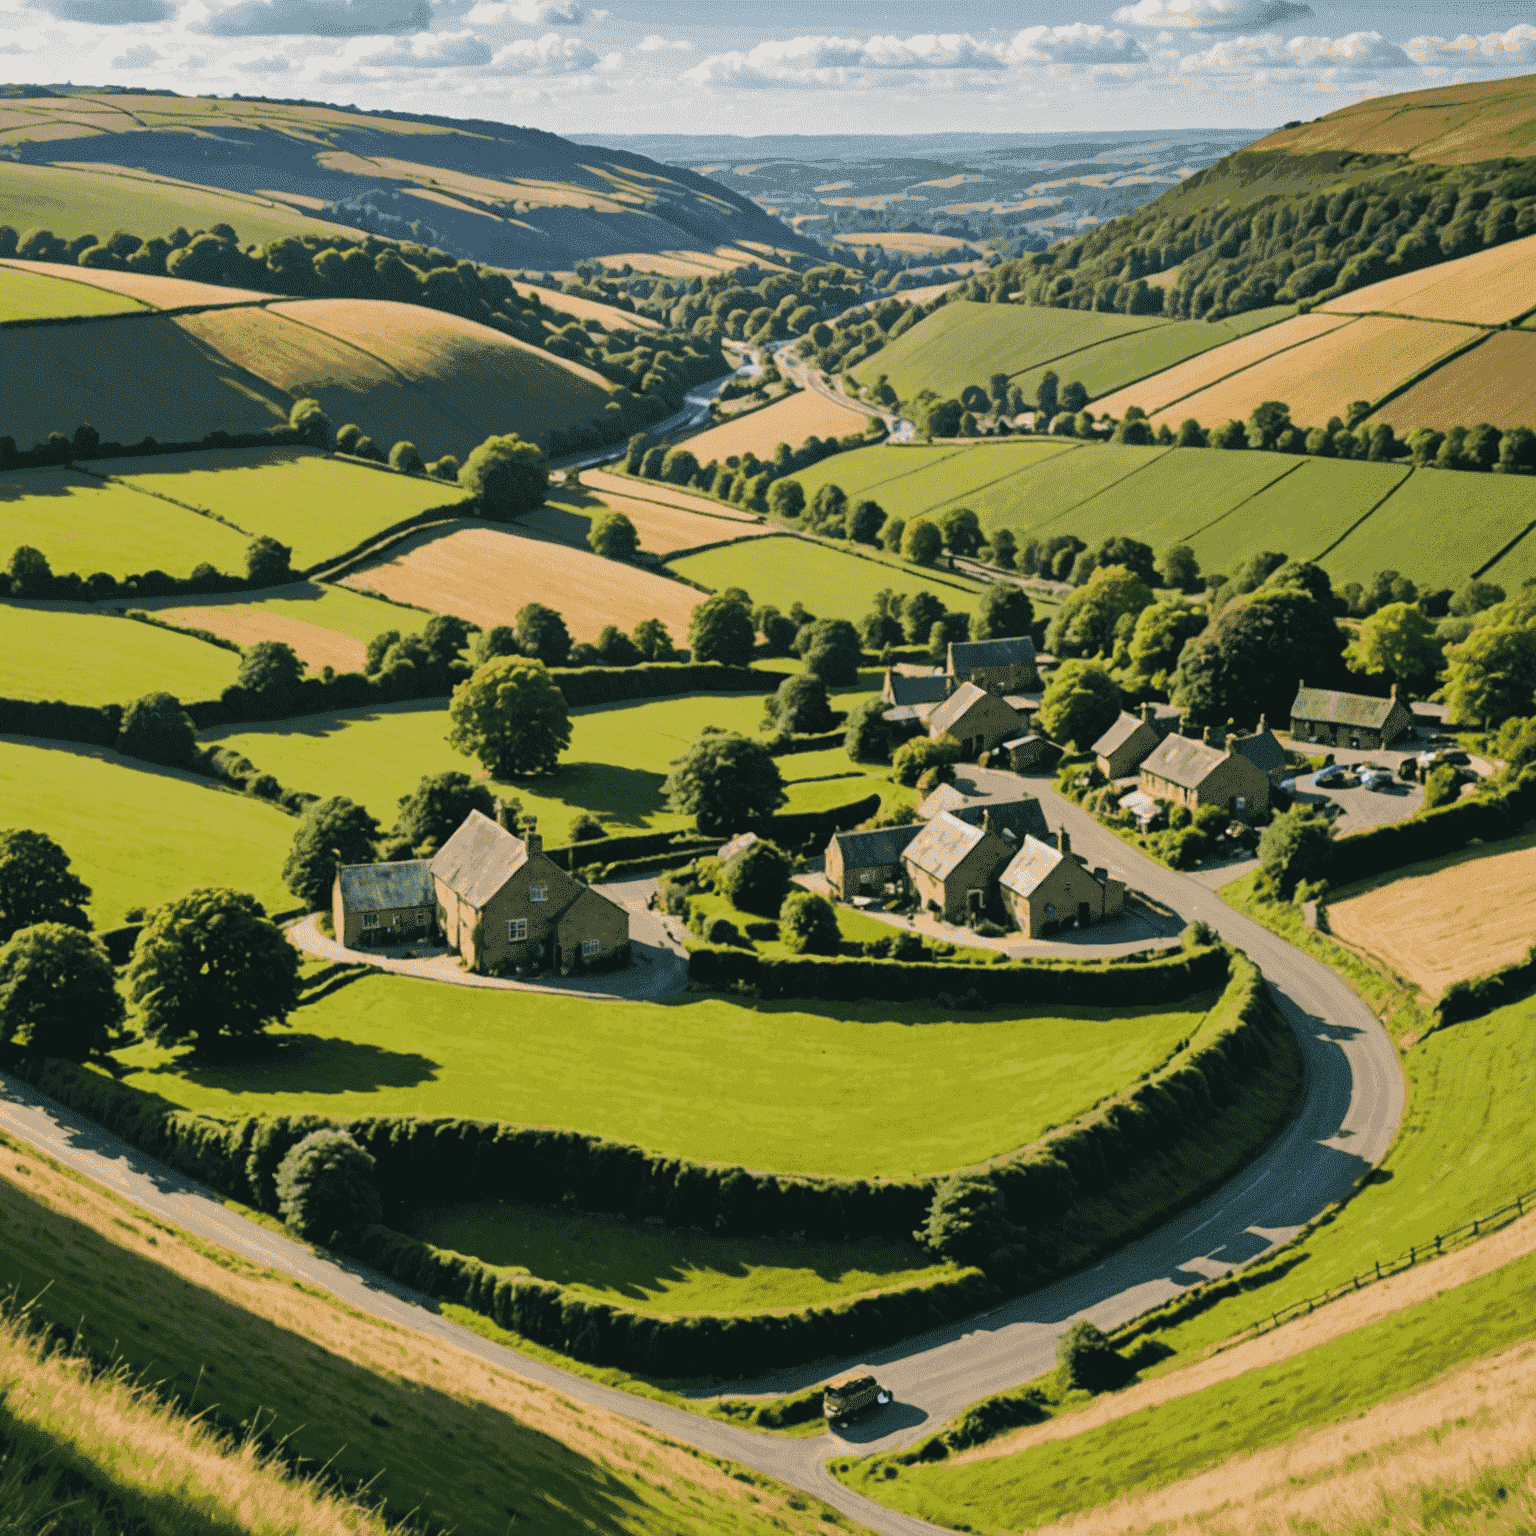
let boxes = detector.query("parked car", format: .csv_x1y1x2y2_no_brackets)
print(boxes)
1314,765,1348,787
1361,768,1393,790
823,1373,891,1427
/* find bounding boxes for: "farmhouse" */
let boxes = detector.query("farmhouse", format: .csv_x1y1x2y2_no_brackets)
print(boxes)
929,682,1027,758
1093,702,1181,780
999,830,1126,938
331,860,436,948
1140,728,1272,815
948,635,1039,694
825,823,923,899
902,810,1015,923
1290,683,1413,750
918,781,1049,844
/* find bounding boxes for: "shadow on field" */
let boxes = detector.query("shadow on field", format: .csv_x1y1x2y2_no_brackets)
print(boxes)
145,1033,440,1094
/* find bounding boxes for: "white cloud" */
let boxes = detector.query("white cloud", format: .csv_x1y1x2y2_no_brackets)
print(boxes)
1008,24,1146,65
1113,0,1312,31
226,48,291,69
108,40,163,65
1178,30,1412,75
1405,24,1536,67
192,0,429,36
464,0,582,23
31,0,173,23
354,26,490,64
636,33,692,52
489,30,596,71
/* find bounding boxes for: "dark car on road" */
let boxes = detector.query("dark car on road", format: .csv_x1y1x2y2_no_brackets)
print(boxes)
824,1373,891,1428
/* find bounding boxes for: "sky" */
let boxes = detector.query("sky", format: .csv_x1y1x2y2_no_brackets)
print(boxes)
2,0,1535,137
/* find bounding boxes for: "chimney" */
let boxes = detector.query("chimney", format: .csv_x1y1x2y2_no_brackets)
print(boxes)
1140,701,1156,724
494,797,512,831
1058,828,1071,858
522,815,542,855
1257,713,1268,735
1389,683,1398,701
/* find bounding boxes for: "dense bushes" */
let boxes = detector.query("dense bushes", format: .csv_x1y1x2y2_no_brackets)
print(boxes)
1435,944,1536,1029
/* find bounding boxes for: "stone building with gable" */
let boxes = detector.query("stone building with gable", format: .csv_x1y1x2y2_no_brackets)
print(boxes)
1139,727,1272,816
1290,683,1413,750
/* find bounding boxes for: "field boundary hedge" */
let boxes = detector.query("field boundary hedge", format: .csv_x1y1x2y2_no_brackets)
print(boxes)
1434,943,1536,1030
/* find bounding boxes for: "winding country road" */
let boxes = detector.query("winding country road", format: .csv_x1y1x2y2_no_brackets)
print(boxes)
0,776,1403,1536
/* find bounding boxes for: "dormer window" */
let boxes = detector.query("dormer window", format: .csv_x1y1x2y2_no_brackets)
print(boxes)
530,884,549,903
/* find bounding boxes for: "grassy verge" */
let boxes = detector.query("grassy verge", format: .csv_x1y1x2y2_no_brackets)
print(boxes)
837,1245,1536,1531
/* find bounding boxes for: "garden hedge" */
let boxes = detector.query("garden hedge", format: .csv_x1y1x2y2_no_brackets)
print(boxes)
1435,944,1536,1029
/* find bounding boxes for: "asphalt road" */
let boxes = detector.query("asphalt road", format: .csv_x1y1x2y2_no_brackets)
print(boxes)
0,776,1404,1535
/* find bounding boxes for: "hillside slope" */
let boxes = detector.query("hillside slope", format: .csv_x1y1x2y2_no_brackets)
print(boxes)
0,92,819,272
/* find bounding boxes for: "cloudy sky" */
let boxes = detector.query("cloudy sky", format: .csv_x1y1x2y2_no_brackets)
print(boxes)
3,0,1535,135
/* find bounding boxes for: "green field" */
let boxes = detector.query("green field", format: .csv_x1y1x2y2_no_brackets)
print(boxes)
668,536,991,622
945,443,1171,538
0,467,251,578
0,606,239,706
0,738,295,925
111,970,1217,1176
409,1200,955,1314
846,1244,1536,1530
0,264,146,322
204,690,897,844
97,450,467,572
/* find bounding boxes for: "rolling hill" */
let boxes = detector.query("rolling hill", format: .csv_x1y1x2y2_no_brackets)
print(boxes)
0,91,820,273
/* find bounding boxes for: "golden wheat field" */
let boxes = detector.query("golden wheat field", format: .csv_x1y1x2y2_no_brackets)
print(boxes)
523,488,774,556
1091,311,1352,417
1146,316,1474,429
1371,330,1536,432
0,256,271,310
578,466,762,520
681,389,875,464
339,521,703,640
1320,234,1536,326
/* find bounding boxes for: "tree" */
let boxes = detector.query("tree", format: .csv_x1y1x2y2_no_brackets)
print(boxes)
990,529,1018,570
1450,581,1505,617
901,590,946,644
849,499,886,545
1156,543,1200,591
6,546,53,599
237,641,305,707
1346,603,1442,695
810,483,848,535
126,889,301,1057
1056,1321,1130,1394
284,796,382,909
927,611,970,664
0,829,90,944
595,624,641,666
1258,805,1335,899
448,656,572,777
394,770,498,852
764,672,836,734
1209,418,1247,450
1245,399,1292,451
797,617,863,686
512,602,571,667
938,507,984,558
915,1174,1019,1267
1127,600,1206,686
778,890,840,955
902,519,943,566
588,509,638,560
245,534,292,585
1047,566,1154,658
632,618,675,662
276,1128,381,1243
0,923,122,1062
117,691,197,768
721,838,792,917
289,397,330,448
388,440,424,475
688,596,756,667
880,517,907,554
1423,762,1461,809
891,733,960,787
1443,623,1536,728
664,732,786,835
1493,715,1536,772
844,696,892,762
974,583,1034,641
459,433,548,520
767,478,805,520
1036,660,1119,749
473,624,520,665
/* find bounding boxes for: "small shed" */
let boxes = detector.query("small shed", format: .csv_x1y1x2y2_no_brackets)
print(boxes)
332,860,436,948
1000,735,1062,774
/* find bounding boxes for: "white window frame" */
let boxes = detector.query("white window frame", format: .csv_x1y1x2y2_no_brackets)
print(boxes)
362,912,379,929
507,918,528,942
581,938,600,958
529,884,549,903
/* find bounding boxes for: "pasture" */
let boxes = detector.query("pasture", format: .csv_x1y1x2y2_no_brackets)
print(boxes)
97,448,467,571
112,968,1217,1177
408,1201,954,1315
0,606,239,706
203,690,895,843
0,467,251,578
339,522,703,642
945,444,1171,539
0,737,294,925
1372,330,1536,433
668,535,991,621
523,487,773,557
0,256,270,310
1325,832,1536,999
680,389,875,463
0,263,145,322
1319,232,1536,325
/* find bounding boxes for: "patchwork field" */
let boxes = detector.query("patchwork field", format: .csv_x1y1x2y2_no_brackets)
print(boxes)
339,521,702,641
0,466,251,578
112,967,1217,1177
0,263,145,321
523,487,774,557
0,256,271,310
409,1201,955,1315
1143,317,1479,430
680,389,875,462
96,447,468,571
0,737,295,925
1319,233,1536,325
579,468,756,521
1371,330,1536,434
1325,833,1536,999
668,534,990,621
0,606,239,706
203,690,892,843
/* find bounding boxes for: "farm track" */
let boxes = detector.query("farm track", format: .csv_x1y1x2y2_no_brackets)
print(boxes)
0,777,1405,1534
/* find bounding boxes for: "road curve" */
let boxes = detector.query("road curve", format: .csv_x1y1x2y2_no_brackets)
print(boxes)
0,777,1403,1533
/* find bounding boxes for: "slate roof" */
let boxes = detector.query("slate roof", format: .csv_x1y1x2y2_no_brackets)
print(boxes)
430,809,529,908
1118,789,1162,822
918,784,1047,844
1291,686,1403,729
336,859,435,912
999,835,1064,898
928,681,990,738
1229,728,1286,775
718,831,760,862
1093,711,1153,759
881,703,933,726
886,669,949,707
902,811,991,880
828,823,923,868
949,636,1036,674
1141,733,1231,791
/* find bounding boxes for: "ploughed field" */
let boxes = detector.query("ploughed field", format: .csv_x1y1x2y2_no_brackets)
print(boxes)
109,968,1220,1179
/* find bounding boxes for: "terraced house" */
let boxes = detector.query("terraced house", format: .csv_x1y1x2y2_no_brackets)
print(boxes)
1139,728,1272,816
